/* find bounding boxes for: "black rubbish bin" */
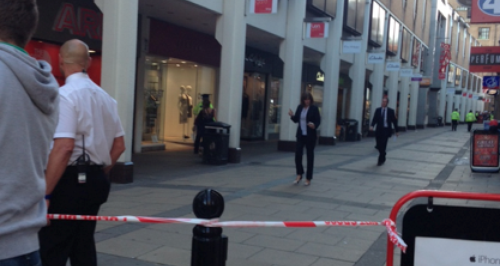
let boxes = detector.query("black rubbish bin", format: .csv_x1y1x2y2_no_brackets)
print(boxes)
344,119,359,141
203,122,231,165
437,116,443,126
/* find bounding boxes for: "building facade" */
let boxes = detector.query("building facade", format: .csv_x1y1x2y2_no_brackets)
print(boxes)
29,0,487,168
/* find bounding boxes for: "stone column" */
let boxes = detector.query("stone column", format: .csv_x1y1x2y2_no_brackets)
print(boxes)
438,75,447,124
215,0,247,162
446,92,454,125
95,0,138,166
368,12,390,134
277,1,306,151
319,0,345,145
347,0,372,139
398,66,411,131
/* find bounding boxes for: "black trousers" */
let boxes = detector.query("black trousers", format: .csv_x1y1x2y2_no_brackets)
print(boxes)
194,126,204,154
376,135,389,163
452,120,458,131
39,166,110,266
295,135,316,180
467,122,473,132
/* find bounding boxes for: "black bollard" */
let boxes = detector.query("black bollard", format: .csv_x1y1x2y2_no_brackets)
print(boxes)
191,189,228,266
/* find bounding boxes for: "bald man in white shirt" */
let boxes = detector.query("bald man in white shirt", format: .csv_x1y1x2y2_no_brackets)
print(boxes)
39,39,125,266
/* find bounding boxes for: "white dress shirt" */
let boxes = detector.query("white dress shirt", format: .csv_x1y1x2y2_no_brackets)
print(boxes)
54,72,125,166
300,107,309,136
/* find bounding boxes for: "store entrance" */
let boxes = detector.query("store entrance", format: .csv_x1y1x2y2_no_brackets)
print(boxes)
241,72,267,140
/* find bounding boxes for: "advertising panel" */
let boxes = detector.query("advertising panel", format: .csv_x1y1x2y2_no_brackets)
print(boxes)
470,47,500,73
472,133,499,167
471,0,500,23
305,22,329,38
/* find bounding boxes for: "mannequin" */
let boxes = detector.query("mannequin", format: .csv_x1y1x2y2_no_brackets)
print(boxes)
178,86,189,139
186,85,194,118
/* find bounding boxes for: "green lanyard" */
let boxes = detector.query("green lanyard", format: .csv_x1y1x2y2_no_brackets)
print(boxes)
0,42,28,55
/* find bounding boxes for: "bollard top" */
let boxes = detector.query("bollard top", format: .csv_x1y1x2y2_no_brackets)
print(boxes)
193,189,224,219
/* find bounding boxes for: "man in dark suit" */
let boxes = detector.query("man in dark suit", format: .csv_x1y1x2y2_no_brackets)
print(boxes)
370,98,398,166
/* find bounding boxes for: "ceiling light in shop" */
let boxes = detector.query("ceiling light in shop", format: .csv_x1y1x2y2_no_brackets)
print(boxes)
176,64,180,67
89,50,96,54
181,61,186,64
194,65,198,67
161,60,167,63
152,63,158,66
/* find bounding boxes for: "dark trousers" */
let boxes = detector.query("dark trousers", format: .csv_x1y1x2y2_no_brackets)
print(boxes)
194,126,204,154
376,135,389,163
452,120,458,131
39,166,110,266
295,135,316,180
467,122,473,132
0,251,41,266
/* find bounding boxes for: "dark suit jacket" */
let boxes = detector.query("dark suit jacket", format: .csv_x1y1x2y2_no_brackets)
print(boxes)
291,105,321,139
371,107,398,137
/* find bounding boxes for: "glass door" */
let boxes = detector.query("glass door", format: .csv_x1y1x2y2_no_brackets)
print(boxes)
241,72,267,140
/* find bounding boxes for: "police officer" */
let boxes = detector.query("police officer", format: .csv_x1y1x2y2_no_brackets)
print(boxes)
465,110,476,132
451,109,460,131
39,39,126,266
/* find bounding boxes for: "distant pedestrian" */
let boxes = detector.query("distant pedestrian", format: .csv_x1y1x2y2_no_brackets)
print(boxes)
451,109,460,131
288,92,321,186
0,1,60,265
194,98,216,154
39,39,126,266
465,110,476,132
370,98,398,166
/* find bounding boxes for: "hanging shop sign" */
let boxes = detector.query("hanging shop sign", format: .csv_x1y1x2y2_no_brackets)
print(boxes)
367,52,385,64
305,22,329,38
471,0,500,23
32,0,103,51
249,0,278,14
419,77,432,87
482,76,500,90
411,75,423,82
439,43,451,80
463,92,468,97
342,40,362,53
470,47,500,73
386,62,401,72
400,69,413,77
469,93,473,99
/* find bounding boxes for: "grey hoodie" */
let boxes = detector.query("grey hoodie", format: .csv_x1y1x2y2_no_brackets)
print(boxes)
0,44,59,259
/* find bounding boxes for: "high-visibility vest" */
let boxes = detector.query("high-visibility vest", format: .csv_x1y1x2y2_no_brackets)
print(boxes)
466,112,476,122
451,111,460,120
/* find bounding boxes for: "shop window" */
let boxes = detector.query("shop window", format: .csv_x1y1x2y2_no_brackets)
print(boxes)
343,0,365,36
387,16,400,56
420,45,426,72
241,73,267,140
401,28,411,62
369,2,386,47
411,40,420,68
267,78,283,138
308,0,337,17
142,57,217,145
455,68,461,87
462,71,468,88
447,65,455,84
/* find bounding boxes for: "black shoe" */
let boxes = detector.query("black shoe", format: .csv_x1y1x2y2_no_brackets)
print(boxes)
377,161,385,166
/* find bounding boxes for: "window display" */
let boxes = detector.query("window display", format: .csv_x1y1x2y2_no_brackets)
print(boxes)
267,78,282,138
241,73,267,140
142,57,217,146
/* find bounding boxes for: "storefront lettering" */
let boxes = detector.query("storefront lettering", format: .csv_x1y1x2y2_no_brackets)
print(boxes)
53,3,103,40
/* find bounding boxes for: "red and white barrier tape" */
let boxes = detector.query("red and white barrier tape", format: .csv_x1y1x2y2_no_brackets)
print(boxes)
47,214,407,252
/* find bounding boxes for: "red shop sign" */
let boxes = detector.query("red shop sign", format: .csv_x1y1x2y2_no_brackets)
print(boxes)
471,0,500,23
306,22,328,38
249,0,277,14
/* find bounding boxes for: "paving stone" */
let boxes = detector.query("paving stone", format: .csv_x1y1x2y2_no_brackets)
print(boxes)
96,238,162,258
138,246,190,266
243,235,304,251
296,242,365,262
249,249,318,266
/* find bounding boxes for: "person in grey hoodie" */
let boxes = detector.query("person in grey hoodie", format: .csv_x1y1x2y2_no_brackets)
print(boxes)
0,1,59,265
